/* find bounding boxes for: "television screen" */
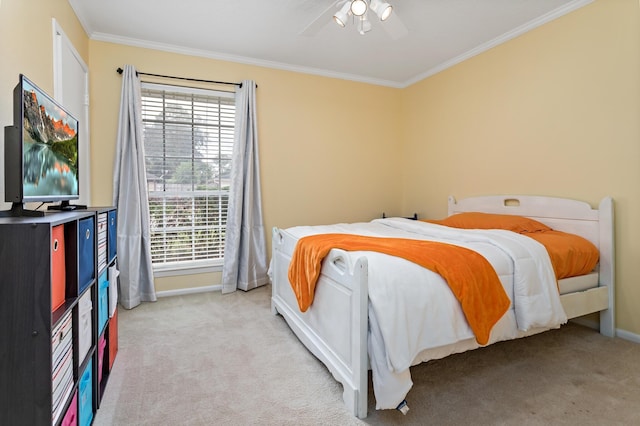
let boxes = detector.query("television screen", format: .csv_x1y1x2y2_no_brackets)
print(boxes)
20,75,79,202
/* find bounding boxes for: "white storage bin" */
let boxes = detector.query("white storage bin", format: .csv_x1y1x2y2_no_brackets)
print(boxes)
78,291,92,364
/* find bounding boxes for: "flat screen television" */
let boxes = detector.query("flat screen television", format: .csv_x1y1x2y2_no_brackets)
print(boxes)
2,74,84,217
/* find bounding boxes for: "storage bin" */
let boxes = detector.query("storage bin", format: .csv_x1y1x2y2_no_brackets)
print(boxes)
108,309,118,370
78,359,93,426
98,271,109,333
108,265,119,318
51,311,73,424
60,390,77,426
78,291,92,364
78,217,95,293
97,213,108,273
51,225,66,311
98,334,106,384
51,312,73,377
107,210,117,262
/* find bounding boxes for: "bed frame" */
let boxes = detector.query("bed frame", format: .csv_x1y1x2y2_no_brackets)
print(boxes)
270,195,614,419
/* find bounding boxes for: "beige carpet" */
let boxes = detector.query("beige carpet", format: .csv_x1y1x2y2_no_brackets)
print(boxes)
94,285,640,425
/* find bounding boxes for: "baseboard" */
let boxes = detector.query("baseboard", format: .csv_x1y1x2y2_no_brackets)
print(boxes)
570,318,640,344
616,328,640,344
156,285,222,298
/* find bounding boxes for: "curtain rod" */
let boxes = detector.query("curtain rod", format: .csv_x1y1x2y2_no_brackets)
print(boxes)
116,67,244,88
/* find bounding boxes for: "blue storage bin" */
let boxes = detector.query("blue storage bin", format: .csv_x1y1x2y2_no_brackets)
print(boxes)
78,359,93,426
78,217,95,293
98,271,109,333
107,210,117,262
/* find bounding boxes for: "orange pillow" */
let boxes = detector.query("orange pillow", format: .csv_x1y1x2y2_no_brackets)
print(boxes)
425,212,551,234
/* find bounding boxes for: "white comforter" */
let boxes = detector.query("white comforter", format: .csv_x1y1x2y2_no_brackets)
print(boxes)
285,218,567,410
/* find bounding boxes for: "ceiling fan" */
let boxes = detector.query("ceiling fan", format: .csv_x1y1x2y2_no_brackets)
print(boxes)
301,0,409,39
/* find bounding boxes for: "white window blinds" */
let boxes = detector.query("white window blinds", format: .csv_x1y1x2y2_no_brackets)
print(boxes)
141,83,235,269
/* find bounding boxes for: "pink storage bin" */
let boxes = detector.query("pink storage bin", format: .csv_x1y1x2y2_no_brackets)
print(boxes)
61,390,77,426
98,334,106,384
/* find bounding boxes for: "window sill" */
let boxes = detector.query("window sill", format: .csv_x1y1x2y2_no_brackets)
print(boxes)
153,262,222,278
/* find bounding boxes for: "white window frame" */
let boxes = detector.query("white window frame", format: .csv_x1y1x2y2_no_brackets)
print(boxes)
141,82,235,276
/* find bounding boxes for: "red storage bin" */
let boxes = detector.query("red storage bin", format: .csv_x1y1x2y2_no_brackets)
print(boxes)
51,225,66,311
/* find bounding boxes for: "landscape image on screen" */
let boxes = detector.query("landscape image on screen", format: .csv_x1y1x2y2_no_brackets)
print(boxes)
22,79,78,198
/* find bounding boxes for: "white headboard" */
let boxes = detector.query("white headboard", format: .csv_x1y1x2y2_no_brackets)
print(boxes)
448,194,614,307
448,195,611,250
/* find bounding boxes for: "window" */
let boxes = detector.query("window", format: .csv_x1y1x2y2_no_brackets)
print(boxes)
141,83,235,272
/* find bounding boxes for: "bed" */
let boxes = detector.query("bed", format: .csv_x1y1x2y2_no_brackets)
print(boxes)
269,195,614,418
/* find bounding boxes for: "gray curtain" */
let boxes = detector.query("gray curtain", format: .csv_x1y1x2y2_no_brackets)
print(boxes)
222,80,269,293
112,65,157,308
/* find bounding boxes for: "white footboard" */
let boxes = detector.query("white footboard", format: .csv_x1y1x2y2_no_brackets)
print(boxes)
271,227,369,418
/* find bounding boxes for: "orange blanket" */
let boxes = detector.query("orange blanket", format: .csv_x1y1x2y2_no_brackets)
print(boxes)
525,230,599,280
288,233,510,345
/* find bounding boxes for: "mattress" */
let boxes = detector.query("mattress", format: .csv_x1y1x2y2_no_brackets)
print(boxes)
559,272,598,294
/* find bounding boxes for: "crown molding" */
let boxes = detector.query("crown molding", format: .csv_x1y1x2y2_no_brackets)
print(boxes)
91,32,404,89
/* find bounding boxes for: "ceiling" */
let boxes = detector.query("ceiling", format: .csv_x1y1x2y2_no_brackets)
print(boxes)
68,0,591,88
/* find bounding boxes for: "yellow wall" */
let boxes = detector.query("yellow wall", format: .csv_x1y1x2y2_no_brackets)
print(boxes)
0,0,88,185
401,0,640,334
88,41,404,292
1,0,638,335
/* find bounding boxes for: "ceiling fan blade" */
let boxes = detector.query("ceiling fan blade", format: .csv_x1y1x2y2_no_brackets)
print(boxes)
300,0,345,36
381,12,409,40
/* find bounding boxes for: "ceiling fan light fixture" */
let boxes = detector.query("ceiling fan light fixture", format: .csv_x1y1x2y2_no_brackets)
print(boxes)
333,2,352,27
350,0,368,17
370,0,393,21
358,15,372,35
331,0,398,35
380,4,393,21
